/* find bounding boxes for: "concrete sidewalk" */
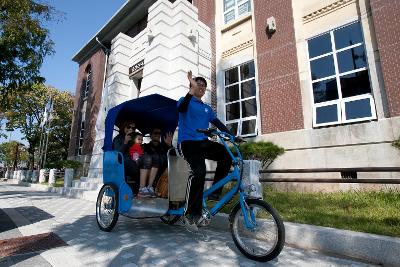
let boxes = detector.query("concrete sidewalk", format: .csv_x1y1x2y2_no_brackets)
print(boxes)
4,181,400,266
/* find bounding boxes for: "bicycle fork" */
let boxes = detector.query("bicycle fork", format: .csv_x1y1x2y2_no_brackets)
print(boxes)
239,194,257,230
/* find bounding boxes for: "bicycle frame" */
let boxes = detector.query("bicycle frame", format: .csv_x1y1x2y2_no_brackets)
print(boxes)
168,130,258,230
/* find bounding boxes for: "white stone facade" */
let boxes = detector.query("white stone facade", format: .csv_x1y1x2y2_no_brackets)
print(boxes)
88,0,211,178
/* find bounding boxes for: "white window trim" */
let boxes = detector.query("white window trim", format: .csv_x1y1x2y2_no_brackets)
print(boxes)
84,69,92,99
224,60,258,137
307,21,377,127
341,94,377,123
223,0,252,25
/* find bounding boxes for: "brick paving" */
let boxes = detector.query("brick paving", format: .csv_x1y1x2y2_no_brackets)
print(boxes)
0,183,377,267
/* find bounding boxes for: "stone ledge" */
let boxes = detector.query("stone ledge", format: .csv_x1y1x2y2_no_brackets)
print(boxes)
210,213,399,267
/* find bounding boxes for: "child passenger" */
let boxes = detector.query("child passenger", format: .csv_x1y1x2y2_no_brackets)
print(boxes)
128,133,144,162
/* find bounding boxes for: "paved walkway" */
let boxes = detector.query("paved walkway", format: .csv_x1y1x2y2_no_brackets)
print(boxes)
0,183,377,267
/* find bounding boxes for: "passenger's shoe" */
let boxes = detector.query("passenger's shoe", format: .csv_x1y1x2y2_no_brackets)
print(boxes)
138,187,150,197
147,186,156,198
208,193,220,201
182,215,198,232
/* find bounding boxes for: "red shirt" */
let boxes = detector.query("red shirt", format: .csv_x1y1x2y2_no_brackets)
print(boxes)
129,143,144,161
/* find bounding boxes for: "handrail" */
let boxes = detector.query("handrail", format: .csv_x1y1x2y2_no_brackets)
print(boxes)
260,167,400,173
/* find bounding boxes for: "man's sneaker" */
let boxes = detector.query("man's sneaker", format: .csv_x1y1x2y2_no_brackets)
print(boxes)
138,187,150,197
147,186,156,198
182,215,198,232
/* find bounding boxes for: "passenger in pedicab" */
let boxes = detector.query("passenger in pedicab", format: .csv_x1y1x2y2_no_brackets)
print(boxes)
138,127,173,197
112,120,140,193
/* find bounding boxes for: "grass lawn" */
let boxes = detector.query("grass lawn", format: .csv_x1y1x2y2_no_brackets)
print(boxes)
216,186,400,237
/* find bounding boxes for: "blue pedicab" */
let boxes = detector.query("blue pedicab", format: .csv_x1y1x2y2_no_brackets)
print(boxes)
96,94,285,262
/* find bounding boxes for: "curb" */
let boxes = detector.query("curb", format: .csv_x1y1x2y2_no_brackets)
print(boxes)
209,213,400,267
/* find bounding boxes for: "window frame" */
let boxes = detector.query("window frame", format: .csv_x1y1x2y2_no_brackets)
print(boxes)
223,0,252,25
223,60,258,137
307,21,376,127
78,121,85,156
83,68,92,99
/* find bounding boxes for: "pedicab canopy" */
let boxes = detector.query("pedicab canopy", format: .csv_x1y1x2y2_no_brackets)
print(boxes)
103,94,178,151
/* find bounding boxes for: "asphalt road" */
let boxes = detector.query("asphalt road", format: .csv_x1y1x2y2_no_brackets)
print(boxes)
0,183,377,267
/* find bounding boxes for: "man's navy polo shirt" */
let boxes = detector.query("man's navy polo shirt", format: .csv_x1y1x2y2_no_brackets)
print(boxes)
177,96,216,144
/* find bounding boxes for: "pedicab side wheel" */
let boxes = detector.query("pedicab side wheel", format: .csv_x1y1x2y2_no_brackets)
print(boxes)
96,183,119,232
160,215,181,225
230,199,285,262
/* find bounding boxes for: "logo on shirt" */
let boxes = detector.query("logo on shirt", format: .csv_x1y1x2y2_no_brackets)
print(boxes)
205,108,209,113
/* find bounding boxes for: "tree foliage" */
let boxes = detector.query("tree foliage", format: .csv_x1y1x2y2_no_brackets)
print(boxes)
0,0,58,107
232,141,285,168
5,84,73,169
0,141,29,169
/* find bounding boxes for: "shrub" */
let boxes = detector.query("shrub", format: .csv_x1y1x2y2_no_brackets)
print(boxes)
233,141,285,168
393,136,400,150
44,160,82,170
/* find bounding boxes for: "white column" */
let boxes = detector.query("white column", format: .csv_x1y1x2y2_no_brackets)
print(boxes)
20,170,27,182
48,169,57,186
64,168,74,188
13,170,17,179
39,169,47,183
242,160,263,199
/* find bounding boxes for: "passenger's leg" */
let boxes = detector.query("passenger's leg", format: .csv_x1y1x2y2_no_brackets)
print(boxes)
181,140,206,216
139,169,149,188
204,140,232,196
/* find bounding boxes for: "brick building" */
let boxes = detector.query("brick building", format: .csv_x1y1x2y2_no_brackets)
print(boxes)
69,0,399,185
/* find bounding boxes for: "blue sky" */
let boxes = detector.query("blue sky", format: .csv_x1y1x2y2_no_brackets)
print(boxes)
1,0,127,144
41,0,127,93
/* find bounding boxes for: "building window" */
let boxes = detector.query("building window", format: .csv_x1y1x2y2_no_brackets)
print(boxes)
224,61,257,137
84,67,92,99
223,0,251,24
307,21,376,127
78,121,85,156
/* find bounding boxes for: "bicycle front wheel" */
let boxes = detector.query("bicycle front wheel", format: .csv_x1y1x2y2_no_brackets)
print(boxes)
230,199,285,262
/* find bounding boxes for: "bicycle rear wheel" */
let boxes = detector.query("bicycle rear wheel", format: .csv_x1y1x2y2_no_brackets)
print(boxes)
96,183,119,232
230,199,285,262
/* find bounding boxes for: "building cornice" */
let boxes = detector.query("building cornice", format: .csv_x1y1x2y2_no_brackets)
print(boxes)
222,39,253,58
302,0,356,24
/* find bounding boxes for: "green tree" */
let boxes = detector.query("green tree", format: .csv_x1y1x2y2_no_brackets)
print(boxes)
0,0,58,107
44,90,74,166
0,141,29,169
5,84,73,169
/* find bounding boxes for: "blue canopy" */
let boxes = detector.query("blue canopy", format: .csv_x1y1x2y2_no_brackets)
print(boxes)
103,94,178,151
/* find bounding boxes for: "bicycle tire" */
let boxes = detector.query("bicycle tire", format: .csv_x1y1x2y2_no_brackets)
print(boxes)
229,199,285,262
96,183,119,232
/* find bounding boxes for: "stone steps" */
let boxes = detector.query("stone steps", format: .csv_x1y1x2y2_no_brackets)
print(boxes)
72,180,103,191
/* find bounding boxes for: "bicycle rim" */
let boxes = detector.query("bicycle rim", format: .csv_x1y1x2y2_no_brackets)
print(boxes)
231,201,282,260
96,185,117,229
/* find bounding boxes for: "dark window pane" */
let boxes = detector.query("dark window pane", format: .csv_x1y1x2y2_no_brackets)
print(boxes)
337,46,367,73
345,98,372,120
238,1,251,15
310,55,335,80
240,61,255,80
334,22,363,50
241,80,256,98
316,104,338,124
226,122,238,136
308,33,332,58
224,9,235,24
226,102,240,120
312,78,338,103
224,0,235,11
242,119,256,135
242,98,257,117
225,84,239,102
225,67,238,85
340,70,371,98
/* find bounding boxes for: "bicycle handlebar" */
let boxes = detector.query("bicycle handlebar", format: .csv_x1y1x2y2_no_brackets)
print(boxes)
196,128,246,144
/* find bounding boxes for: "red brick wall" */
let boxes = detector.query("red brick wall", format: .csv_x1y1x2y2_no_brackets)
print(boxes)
370,0,400,117
254,0,303,134
68,49,106,158
193,0,217,108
